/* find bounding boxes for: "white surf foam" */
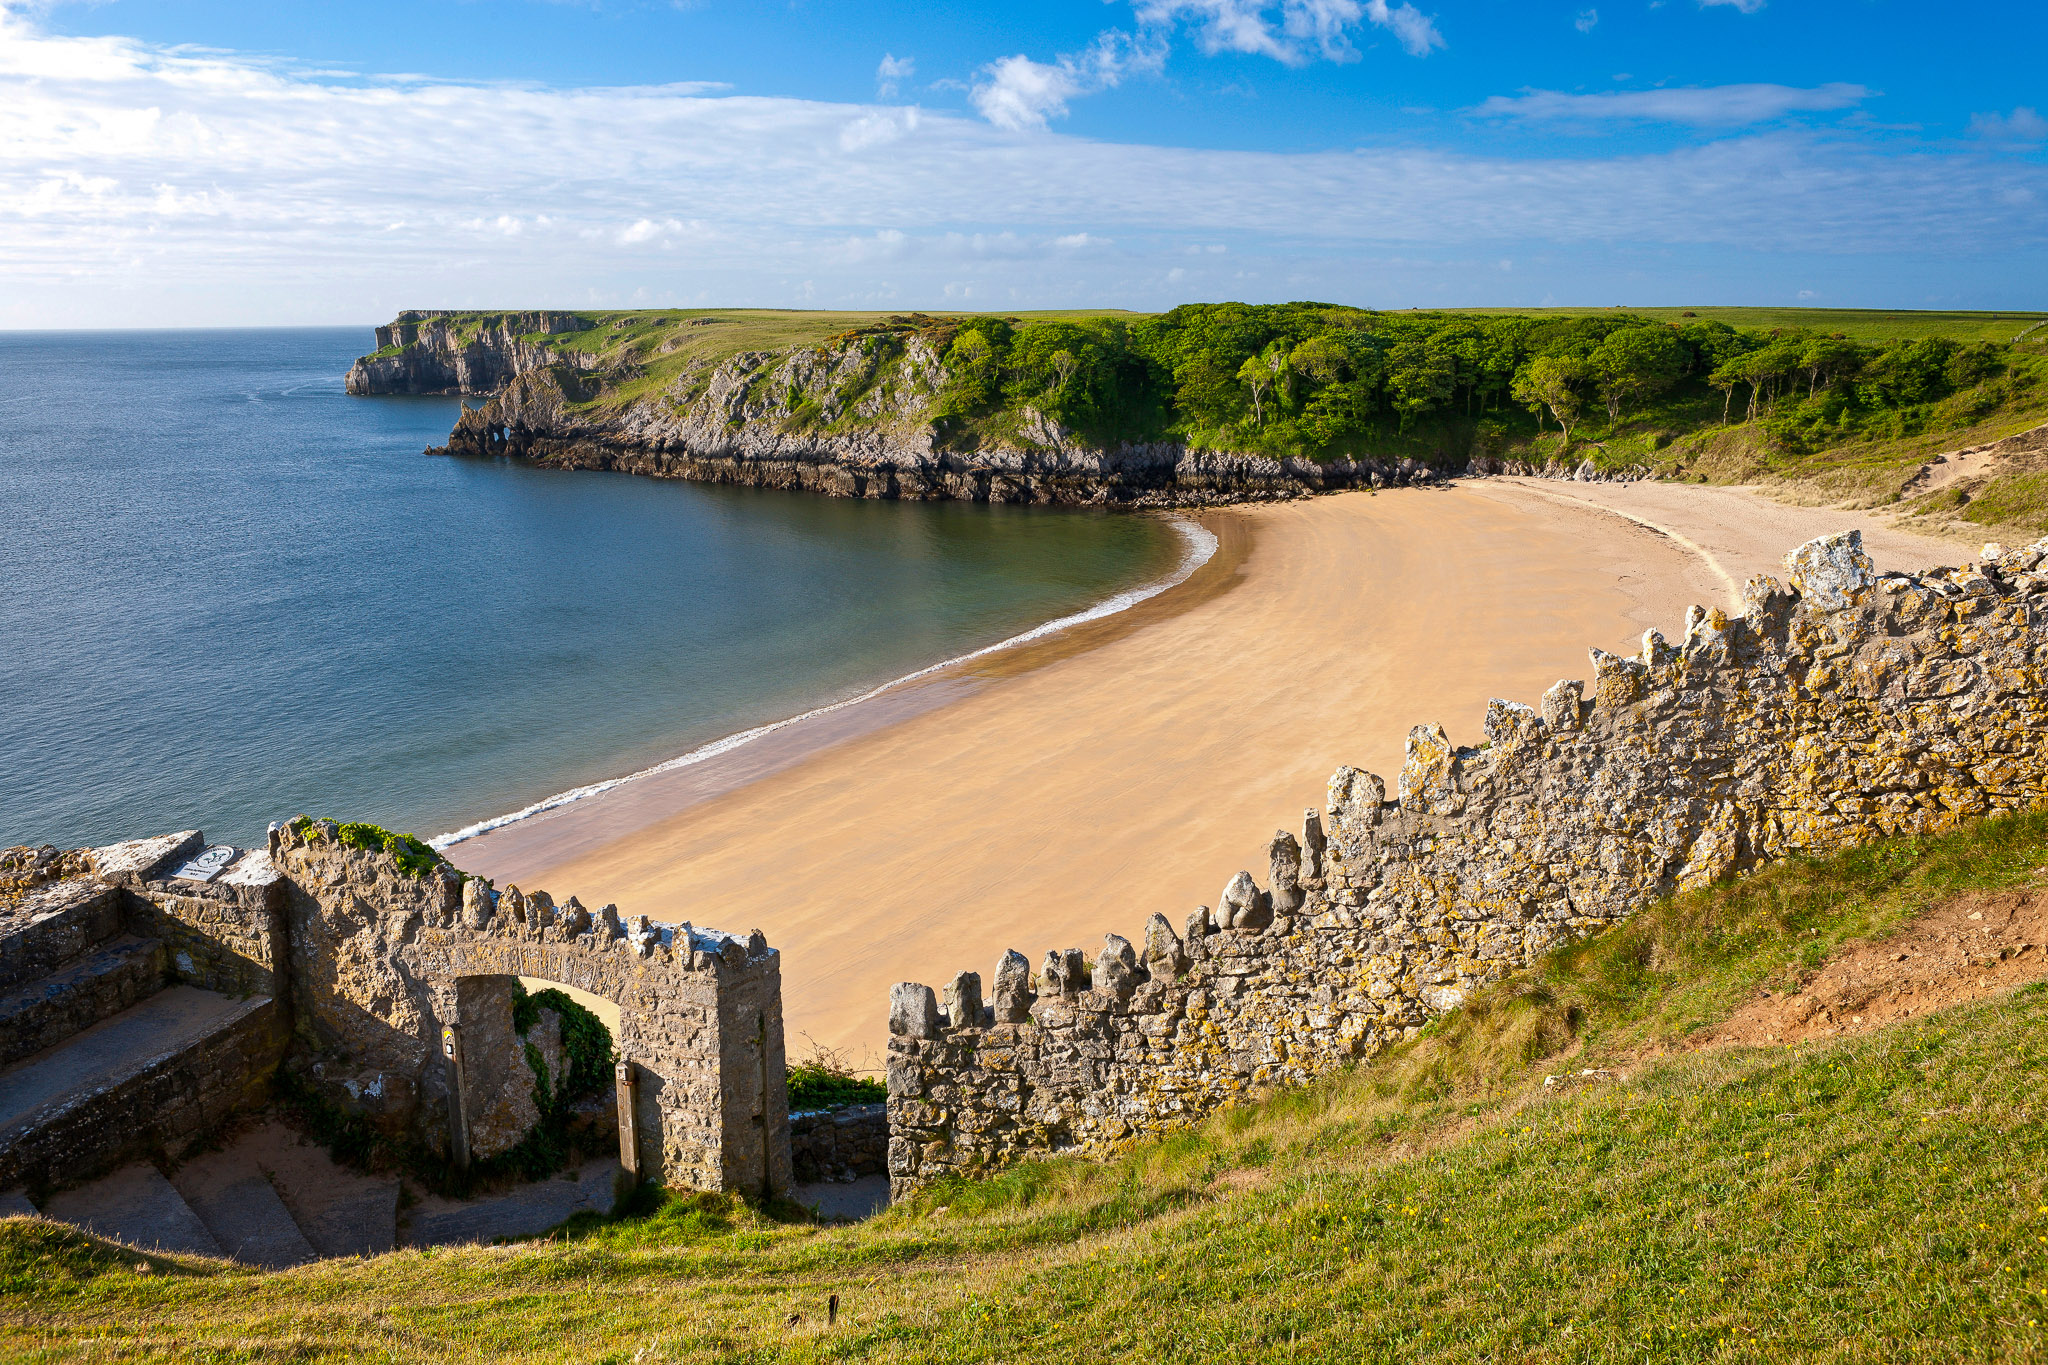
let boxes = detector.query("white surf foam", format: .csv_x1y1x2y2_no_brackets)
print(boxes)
429,515,1220,850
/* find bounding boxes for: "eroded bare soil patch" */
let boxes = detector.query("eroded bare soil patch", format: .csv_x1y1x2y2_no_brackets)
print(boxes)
1694,889,2048,1049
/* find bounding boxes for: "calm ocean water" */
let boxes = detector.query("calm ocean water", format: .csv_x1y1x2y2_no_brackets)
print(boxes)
0,329,1180,851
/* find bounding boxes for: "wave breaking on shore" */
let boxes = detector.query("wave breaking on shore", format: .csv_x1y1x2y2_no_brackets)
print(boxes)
429,515,1220,851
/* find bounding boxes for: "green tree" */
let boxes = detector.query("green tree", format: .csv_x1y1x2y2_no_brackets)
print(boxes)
1589,326,1687,422
1677,320,1751,377
949,331,993,369
1864,336,1960,406
1387,340,1455,430
1237,350,1288,427
1288,334,1350,386
1048,349,1078,391
1798,337,1869,396
1714,341,1804,421
1511,355,1591,444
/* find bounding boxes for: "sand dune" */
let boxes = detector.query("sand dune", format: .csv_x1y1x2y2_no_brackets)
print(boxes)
456,481,1968,1062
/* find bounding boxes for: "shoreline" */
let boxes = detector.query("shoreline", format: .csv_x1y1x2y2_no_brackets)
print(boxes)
452,481,1969,1061
433,512,1221,855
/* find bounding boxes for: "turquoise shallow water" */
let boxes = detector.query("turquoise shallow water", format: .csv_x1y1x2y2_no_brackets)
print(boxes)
0,329,1180,850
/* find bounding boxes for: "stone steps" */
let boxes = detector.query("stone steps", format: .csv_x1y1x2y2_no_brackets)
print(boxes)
0,879,127,994
0,984,277,1191
171,1142,318,1269
8,1117,634,1264
215,1120,399,1260
11,1121,399,1265
40,1164,222,1259
0,985,255,1138
0,934,168,1070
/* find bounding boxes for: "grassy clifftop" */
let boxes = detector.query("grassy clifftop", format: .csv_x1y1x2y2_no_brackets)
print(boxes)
9,810,2048,1361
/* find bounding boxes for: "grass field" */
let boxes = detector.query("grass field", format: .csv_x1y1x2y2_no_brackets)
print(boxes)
1465,307,2048,345
7,810,2048,1362
442,305,2048,349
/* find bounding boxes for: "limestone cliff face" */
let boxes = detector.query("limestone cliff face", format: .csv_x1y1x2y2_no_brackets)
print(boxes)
344,311,595,395
348,315,1437,506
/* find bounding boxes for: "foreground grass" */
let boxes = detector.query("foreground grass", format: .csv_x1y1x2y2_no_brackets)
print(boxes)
7,813,2048,1362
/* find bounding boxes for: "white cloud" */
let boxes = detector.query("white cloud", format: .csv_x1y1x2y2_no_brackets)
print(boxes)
1575,9,1599,33
619,218,693,245
1136,0,1441,64
971,55,1089,131
876,53,913,100
839,107,921,151
1476,82,1870,126
970,30,1162,131
1699,0,1767,11
1970,107,2048,143
0,7,2040,326
971,0,1436,132
1362,0,1444,57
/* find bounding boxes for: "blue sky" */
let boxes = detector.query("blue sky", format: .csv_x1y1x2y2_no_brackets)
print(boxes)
2,0,2044,326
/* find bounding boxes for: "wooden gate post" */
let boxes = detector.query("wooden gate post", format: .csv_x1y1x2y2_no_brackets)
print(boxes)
442,1024,470,1172
616,1059,640,1183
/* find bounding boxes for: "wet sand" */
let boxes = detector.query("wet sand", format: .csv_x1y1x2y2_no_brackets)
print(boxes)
455,482,1968,1062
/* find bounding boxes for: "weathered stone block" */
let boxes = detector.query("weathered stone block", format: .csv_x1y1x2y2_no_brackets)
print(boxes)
891,982,940,1038
942,971,984,1029
992,949,1034,1023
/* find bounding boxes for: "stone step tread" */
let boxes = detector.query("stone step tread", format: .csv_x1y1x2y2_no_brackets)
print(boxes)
0,934,167,1068
0,880,125,995
40,1163,222,1259
401,1158,624,1248
228,1121,398,1259
172,1141,318,1269
0,985,258,1138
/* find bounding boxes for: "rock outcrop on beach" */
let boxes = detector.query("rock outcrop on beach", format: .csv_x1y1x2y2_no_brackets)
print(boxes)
348,312,1438,506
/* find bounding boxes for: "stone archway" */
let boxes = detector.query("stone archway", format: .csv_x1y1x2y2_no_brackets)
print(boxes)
271,821,791,1195
443,973,620,1170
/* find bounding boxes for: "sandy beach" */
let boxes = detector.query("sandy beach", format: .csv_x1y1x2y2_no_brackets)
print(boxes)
454,480,1970,1062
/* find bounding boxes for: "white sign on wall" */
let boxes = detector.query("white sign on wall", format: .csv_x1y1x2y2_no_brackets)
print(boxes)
169,844,238,883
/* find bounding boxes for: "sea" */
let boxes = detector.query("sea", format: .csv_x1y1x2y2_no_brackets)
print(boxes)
0,328,1193,852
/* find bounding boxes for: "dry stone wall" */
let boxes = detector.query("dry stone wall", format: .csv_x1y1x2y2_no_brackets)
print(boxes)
887,530,2048,1197
789,1104,887,1184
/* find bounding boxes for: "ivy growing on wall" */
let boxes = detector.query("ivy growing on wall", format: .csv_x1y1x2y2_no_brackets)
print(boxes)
288,815,446,881
489,982,619,1181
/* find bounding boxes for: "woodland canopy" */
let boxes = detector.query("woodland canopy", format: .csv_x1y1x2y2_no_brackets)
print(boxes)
916,303,2031,461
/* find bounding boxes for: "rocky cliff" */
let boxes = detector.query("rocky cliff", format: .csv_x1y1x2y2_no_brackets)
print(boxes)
347,312,1440,506
344,310,595,395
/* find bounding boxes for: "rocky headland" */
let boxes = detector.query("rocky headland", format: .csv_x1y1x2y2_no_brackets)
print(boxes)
349,305,2048,533
348,310,1448,506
